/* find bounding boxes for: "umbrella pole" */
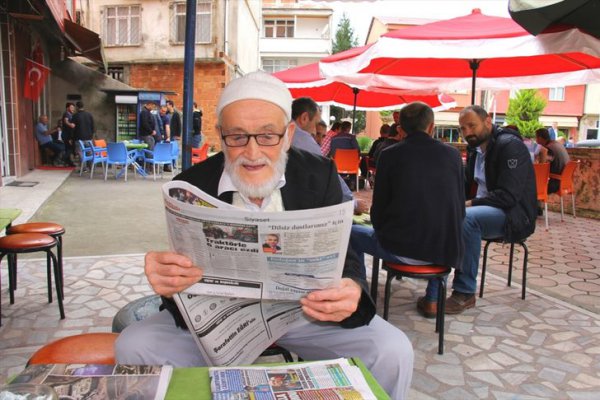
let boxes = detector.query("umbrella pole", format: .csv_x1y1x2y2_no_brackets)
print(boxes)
352,87,359,134
469,59,480,105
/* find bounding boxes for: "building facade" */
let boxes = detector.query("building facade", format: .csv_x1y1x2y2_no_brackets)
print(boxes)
79,0,261,149
0,0,109,184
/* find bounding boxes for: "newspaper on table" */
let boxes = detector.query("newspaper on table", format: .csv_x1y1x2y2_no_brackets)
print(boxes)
209,358,378,400
162,181,354,367
8,364,172,400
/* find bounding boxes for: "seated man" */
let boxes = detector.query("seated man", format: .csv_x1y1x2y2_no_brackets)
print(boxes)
440,106,537,314
535,127,570,193
115,71,413,399
35,114,67,166
328,121,359,158
350,102,465,317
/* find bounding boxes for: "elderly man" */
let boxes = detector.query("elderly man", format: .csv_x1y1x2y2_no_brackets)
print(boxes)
35,114,67,166
115,71,413,399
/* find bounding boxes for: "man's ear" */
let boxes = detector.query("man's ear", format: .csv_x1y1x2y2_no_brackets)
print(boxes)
426,122,435,136
285,123,296,149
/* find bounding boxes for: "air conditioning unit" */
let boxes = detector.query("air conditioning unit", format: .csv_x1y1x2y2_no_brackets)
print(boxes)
596,120,600,129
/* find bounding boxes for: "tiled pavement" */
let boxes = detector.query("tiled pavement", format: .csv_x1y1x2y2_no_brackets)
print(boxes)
1,170,600,399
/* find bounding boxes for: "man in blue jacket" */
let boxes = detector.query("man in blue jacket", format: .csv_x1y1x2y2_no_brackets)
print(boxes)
445,105,537,314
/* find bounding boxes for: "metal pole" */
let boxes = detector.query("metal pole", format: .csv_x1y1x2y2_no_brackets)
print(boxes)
469,59,480,105
352,87,359,134
181,0,197,170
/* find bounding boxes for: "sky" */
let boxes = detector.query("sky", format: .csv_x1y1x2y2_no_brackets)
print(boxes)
305,0,511,44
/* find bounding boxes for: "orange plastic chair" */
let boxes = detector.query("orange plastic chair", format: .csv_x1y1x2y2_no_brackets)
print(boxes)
550,160,579,221
93,139,108,157
28,333,119,365
191,142,209,164
333,149,360,192
533,162,550,230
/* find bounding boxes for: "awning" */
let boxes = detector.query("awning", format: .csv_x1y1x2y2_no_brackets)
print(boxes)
63,19,106,71
539,116,579,128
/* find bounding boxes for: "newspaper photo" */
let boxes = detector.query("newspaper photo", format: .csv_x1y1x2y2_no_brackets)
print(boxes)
209,358,379,400
10,364,173,400
162,181,354,366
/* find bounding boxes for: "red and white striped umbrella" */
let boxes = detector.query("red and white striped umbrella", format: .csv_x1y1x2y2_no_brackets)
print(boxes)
273,62,455,111
319,9,600,103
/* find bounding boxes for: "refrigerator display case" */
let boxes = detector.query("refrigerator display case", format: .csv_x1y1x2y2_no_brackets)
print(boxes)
115,95,138,142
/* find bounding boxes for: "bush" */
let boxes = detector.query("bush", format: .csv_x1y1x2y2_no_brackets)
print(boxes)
356,136,373,153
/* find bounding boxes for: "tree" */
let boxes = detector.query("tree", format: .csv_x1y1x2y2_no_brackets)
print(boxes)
332,13,358,54
330,14,365,133
505,89,547,138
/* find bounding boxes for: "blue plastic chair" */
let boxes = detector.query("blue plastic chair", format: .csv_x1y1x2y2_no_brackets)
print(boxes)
142,142,175,180
77,140,94,177
85,140,107,179
170,141,179,172
104,142,137,181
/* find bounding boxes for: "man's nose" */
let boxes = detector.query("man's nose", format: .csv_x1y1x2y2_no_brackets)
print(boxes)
243,136,262,157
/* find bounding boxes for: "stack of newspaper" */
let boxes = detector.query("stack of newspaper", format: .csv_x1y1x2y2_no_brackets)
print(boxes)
209,358,379,399
9,364,172,400
163,181,354,366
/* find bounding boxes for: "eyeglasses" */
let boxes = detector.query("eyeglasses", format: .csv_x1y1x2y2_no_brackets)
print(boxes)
220,128,286,147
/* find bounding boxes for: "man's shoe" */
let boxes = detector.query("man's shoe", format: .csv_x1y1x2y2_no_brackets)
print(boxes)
416,297,437,319
445,291,476,315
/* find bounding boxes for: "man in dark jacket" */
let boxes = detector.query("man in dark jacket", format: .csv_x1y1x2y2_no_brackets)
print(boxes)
72,101,95,141
446,105,537,314
350,102,465,318
138,101,156,150
115,71,413,399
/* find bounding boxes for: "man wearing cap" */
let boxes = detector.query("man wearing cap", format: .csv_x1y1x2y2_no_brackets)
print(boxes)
115,71,413,399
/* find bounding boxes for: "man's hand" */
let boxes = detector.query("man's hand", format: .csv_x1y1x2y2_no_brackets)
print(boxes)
354,199,369,215
465,200,472,208
300,278,362,322
144,251,203,298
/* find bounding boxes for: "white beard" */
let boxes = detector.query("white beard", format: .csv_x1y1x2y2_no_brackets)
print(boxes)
224,139,288,199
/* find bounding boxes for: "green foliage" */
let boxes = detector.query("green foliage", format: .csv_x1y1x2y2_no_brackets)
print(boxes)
330,105,365,134
505,89,547,138
332,13,358,54
357,136,373,153
379,110,393,122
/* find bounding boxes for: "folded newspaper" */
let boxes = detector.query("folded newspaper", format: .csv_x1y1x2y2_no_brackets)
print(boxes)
209,358,378,400
9,364,172,400
162,181,354,367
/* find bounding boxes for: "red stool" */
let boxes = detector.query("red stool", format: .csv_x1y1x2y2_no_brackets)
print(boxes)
28,333,118,365
7,222,65,298
382,262,451,355
0,233,65,325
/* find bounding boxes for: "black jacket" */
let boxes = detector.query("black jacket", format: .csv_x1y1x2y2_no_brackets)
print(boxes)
466,126,537,242
170,110,182,138
139,107,154,137
161,148,375,329
72,110,95,141
371,132,465,269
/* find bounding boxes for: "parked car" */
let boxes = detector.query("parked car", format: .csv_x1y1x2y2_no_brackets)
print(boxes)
575,139,600,148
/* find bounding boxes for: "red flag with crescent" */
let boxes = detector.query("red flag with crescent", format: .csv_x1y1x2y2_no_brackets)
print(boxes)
24,59,50,101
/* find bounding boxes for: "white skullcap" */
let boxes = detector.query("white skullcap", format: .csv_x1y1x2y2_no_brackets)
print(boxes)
217,71,292,122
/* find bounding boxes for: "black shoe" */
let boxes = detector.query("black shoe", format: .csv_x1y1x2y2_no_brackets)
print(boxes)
537,206,544,216
163,166,172,172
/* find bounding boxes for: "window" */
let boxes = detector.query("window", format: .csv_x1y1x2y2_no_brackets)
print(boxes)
264,19,294,38
104,5,140,46
549,87,565,101
262,59,297,73
107,66,124,82
173,1,212,44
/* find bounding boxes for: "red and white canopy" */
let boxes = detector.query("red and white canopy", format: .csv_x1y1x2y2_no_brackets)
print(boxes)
319,9,600,94
272,62,455,111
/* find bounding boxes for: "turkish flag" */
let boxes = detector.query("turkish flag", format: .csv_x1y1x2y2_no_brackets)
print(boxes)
24,59,50,101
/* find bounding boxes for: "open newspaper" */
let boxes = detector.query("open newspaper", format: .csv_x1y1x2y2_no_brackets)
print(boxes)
10,364,172,400
162,181,354,367
209,358,378,400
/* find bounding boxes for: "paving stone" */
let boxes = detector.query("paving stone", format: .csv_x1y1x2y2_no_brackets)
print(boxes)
463,354,504,371
488,352,519,366
538,367,567,383
426,364,464,386
467,371,503,387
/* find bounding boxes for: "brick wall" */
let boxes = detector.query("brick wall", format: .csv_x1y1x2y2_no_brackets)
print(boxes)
129,62,226,150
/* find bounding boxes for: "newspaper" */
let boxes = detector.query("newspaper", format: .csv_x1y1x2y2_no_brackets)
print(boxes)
162,181,354,366
209,358,379,400
9,364,173,400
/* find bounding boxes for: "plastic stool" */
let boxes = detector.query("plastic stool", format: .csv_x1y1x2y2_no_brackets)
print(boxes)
7,222,66,297
0,233,65,325
28,333,118,365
